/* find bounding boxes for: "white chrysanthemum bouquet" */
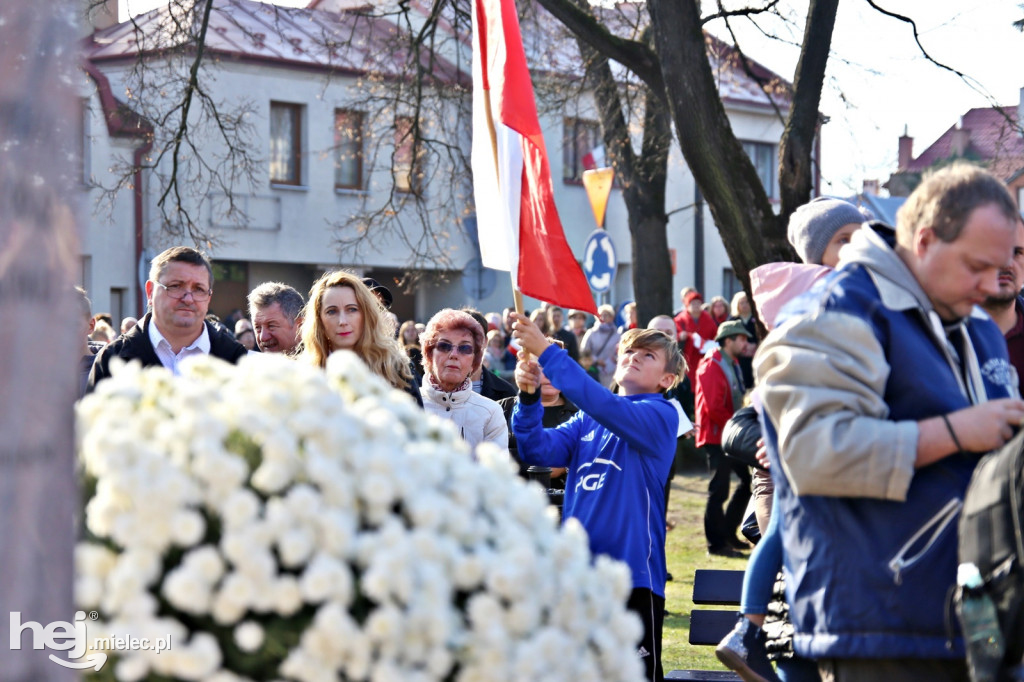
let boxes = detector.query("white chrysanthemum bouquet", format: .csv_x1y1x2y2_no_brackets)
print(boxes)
75,352,644,681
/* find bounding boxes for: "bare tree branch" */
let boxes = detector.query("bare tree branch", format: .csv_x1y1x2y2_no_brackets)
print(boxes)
701,0,781,25
532,0,667,102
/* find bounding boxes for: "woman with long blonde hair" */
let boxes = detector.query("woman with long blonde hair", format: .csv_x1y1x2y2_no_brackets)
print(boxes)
300,270,422,405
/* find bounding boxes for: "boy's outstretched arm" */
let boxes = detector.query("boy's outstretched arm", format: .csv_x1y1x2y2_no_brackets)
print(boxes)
514,312,677,458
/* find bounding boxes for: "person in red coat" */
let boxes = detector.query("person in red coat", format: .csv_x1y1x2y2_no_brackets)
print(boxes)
674,290,719,387
695,319,753,556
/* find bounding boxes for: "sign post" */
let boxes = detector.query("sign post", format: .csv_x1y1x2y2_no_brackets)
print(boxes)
583,230,618,304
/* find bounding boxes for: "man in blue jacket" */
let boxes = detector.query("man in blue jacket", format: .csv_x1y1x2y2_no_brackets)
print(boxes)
511,313,685,682
756,164,1024,682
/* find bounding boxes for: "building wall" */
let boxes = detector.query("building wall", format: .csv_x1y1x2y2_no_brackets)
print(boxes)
78,76,145,323
82,47,793,326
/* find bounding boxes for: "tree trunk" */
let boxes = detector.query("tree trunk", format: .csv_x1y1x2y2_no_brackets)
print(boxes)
0,1,80,677
573,20,673,326
647,0,789,295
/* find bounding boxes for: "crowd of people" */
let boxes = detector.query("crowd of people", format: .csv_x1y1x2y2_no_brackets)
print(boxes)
73,162,1024,682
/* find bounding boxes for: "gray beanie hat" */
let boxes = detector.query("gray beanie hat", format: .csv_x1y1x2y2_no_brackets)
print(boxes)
787,197,865,265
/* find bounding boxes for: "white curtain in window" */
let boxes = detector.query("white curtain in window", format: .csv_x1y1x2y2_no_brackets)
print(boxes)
270,104,297,183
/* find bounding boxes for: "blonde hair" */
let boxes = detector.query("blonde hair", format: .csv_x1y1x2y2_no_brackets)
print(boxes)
620,327,685,391
399,319,420,347
730,291,748,317
300,270,412,388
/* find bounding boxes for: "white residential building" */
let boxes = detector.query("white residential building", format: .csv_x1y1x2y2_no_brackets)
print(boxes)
79,0,805,325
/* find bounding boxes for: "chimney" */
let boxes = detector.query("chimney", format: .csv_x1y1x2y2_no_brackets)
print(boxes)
898,126,913,169
950,127,971,157
863,179,880,195
89,0,120,32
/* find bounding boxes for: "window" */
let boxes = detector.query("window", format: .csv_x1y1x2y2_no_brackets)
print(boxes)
741,141,776,198
393,116,422,194
722,268,743,302
563,117,602,182
334,109,364,190
110,288,127,327
270,102,303,185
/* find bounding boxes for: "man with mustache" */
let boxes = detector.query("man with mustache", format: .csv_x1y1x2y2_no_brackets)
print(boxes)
88,247,247,390
980,218,1024,393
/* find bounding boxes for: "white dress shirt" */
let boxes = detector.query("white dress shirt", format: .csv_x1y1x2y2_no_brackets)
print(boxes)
148,320,211,375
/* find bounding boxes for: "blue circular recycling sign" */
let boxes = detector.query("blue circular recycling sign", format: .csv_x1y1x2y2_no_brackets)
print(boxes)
583,230,617,293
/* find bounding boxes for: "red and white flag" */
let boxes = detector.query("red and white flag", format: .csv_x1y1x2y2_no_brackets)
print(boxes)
471,0,597,314
582,144,606,171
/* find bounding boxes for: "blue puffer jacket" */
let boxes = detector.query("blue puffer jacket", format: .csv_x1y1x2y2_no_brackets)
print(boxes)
756,224,1019,659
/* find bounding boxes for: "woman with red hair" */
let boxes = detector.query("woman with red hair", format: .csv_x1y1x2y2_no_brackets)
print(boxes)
420,309,508,456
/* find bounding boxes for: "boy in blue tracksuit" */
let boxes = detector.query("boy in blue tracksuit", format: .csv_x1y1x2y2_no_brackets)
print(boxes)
511,313,688,682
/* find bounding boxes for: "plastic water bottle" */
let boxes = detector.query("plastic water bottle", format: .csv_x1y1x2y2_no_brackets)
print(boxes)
958,562,1005,682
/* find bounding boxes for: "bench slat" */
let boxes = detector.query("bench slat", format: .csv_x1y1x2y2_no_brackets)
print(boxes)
689,609,739,645
692,568,744,606
677,568,745,681
666,670,742,681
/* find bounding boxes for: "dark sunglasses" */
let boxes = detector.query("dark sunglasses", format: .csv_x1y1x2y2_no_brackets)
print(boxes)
435,340,475,356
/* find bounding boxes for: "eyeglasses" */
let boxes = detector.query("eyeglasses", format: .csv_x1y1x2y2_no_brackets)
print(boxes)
435,340,475,356
152,280,212,302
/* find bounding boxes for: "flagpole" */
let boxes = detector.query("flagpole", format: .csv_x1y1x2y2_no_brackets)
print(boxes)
481,91,526,318
482,83,533,390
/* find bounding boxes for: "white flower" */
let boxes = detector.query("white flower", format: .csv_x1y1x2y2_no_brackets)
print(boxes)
163,566,212,615
299,553,352,605
285,484,322,521
168,632,222,680
114,654,150,682
181,545,226,584
316,509,357,559
75,543,118,579
171,510,206,546
272,575,303,616
361,472,396,507
277,526,316,568
77,352,647,682
211,572,255,625
234,621,264,653
251,460,294,495
219,489,261,530
364,603,403,644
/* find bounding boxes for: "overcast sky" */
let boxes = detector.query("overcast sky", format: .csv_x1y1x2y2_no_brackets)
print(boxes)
120,0,1023,196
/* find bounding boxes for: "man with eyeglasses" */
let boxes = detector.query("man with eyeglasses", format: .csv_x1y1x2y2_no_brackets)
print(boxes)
88,247,247,390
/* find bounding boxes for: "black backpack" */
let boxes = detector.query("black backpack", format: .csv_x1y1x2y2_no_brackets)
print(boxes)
958,428,1024,681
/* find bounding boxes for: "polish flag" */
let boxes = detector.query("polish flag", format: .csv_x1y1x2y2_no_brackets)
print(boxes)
582,145,606,171
471,0,597,314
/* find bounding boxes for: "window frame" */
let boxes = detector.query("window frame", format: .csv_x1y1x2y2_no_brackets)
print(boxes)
393,115,422,195
740,140,777,199
334,108,364,191
562,117,603,184
722,268,743,303
269,101,304,186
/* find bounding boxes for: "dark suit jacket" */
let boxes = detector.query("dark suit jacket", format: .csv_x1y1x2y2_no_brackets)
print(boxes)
88,313,247,391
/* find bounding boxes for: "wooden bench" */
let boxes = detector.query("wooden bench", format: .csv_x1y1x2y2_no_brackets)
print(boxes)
666,568,744,681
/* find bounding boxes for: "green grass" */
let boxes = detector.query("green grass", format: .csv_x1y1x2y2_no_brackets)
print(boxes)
662,462,749,674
